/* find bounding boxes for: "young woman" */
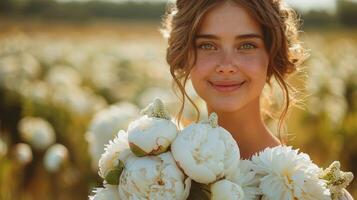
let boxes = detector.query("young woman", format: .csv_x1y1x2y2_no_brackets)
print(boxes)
162,0,353,199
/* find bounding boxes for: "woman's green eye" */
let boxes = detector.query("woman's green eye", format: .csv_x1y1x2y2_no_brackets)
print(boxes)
198,43,215,50
240,43,256,49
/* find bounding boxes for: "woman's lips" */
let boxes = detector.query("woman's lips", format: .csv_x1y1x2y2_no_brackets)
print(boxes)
208,81,246,92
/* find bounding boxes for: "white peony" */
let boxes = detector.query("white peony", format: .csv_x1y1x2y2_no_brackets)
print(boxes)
89,184,120,200
13,143,33,165
320,161,354,200
118,152,191,200
226,160,262,200
86,102,139,169
211,179,244,200
43,143,69,173
98,130,132,185
18,117,56,150
251,145,331,200
128,98,177,156
171,112,240,184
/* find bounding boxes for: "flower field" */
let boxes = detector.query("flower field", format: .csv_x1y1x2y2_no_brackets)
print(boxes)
0,21,356,199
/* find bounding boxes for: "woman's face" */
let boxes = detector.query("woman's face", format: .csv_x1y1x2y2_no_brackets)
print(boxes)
190,1,269,113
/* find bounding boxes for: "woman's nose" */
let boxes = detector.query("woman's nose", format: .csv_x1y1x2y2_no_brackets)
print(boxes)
216,51,238,74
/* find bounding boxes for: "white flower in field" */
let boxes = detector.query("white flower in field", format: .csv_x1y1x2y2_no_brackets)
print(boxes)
18,117,56,150
13,143,33,165
323,96,347,125
99,130,132,185
86,102,139,169
0,138,7,157
19,81,50,104
226,160,262,200
19,53,41,80
43,144,68,173
64,48,89,70
0,53,40,92
89,184,120,200
51,85,107,115
0,55,18,87
128,98,177,156
32,40,70,66
86,54,120,90
45,65,82,87
138,87,176,109
251,146,331,200
211,179,244,200
171,113,240,184
118,152,191,200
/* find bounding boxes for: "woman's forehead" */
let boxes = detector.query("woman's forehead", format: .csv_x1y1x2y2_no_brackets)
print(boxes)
196,1,262,37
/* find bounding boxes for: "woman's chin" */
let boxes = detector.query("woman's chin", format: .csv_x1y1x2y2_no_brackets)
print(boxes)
208,101,243,113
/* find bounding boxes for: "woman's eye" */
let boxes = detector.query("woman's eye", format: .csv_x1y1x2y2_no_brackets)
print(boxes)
239,43,256,50
197,43,216,50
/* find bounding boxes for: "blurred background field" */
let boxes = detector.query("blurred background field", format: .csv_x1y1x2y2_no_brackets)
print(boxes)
0,0,356,199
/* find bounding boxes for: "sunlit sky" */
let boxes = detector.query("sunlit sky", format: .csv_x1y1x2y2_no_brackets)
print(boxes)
285,0,336,12
56,0,357,13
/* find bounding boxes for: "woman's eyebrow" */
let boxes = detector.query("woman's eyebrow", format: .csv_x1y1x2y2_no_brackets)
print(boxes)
195,34,219,40
235,33,263,40
195,33,263,40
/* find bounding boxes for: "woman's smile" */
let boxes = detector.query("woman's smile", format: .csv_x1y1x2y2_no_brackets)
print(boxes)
208,80,246,93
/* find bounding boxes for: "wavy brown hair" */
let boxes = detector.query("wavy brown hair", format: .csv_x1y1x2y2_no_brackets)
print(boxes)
161,0,307,142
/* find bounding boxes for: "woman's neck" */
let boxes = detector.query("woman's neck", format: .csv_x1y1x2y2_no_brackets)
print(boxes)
207,97,281,160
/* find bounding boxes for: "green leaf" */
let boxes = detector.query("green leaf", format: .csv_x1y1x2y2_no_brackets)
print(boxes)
105,161,124,185
187,181,211,200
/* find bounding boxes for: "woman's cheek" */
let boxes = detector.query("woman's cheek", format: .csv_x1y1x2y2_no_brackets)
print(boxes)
240,53,268,77
195,53,219,72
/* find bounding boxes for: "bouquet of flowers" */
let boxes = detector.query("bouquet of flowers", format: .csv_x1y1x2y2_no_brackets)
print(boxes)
89,99,354,200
